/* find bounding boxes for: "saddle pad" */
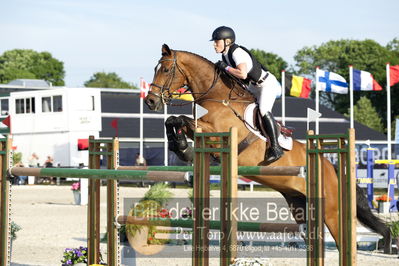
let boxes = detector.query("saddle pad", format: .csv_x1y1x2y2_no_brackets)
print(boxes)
243,103,293,151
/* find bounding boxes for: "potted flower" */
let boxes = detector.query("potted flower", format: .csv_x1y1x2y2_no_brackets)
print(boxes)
61,246,87,265
71,182,81,205
375,194,391,213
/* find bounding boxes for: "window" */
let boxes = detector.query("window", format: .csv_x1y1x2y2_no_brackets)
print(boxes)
1,99,9,115
42,97,52,112
41,95,62,113
15,97,35,114
53,95,62,112
16,99,24,114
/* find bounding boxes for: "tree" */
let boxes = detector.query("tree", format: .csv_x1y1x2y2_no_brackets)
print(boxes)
250,49,288,80
351,96,384,133
293,39,399,131
0,49,65,85
84,72,136,89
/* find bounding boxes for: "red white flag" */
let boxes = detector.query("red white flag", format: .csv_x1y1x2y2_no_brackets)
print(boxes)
140,78,150,98
390,65,399,86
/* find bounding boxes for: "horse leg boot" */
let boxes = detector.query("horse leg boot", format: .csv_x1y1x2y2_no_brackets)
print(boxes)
165,116,193,163
263,112,284,164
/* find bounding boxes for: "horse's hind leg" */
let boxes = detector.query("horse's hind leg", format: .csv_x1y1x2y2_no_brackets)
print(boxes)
356,185,392,253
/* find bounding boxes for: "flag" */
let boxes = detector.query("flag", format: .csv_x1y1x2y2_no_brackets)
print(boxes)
285,74,312,98
353,69,382,91
317,69,348,94
111,118,119,137
78,139,89,150
390,65,399,86
0,115,11,134
139,78,150,98
172,87,194,101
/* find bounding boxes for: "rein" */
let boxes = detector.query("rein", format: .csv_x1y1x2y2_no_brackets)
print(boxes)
150,50,255,127
150,51,221,106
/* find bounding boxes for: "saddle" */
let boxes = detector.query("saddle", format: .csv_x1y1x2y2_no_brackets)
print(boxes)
253,106,294,138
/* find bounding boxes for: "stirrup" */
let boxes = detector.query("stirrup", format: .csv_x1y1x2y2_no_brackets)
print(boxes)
265,147,284,164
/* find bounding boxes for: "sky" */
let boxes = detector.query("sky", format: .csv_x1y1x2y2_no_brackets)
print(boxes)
1,0,398,87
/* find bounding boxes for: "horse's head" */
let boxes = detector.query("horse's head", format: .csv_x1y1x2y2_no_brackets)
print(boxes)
145,44,188,111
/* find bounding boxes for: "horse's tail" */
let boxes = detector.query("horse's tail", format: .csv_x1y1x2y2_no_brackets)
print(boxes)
356,185,392,254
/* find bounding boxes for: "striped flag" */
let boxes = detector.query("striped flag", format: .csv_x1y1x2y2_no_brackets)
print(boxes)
353,69,382,91
284,74,312,98
390,65,399,86
139,78,150,98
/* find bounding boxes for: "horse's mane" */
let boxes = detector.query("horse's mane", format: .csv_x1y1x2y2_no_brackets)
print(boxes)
175,50,254,100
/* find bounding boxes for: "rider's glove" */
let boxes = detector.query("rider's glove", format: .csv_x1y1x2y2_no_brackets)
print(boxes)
215,60,229,71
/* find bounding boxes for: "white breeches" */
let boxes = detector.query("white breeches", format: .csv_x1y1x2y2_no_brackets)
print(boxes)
247,72,281,116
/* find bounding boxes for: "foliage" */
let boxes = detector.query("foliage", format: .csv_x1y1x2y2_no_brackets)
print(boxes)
142,182,173,207
0,49,65,85
392,115,399,141
389,220,399,238
387,38,399,55
349,96,384,133
71,182,80,191
293,39,399,131
375,194,391,202
84,72,136,89
11,221,21,241
126,183,173,245
231,258,270,265
60,246,87,265
187,188,194,205
12,152,22,165
250,49,288,80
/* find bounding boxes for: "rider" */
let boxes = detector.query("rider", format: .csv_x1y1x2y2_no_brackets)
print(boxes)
210,26,284,164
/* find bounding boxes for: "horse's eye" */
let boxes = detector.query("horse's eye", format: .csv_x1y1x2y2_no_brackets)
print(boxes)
163,67,169,73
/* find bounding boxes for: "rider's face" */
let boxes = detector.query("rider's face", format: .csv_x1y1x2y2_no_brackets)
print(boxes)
213,40,225,53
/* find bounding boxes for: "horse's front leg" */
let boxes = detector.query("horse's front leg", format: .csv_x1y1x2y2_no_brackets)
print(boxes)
165,116,195,163
165,115,216,163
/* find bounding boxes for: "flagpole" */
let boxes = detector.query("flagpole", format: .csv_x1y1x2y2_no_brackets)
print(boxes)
281,70,286,125
164,105,168,166
139,78,144,158
386,63,392,160
349,65,354,128
315,67,320,134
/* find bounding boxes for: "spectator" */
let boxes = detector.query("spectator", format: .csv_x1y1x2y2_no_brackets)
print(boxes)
135,153,147,166
44,155,54,168
28,153,40,167
44,155,55,184
14,161,28,185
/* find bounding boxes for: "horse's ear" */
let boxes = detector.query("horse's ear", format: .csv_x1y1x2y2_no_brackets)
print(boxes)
162,44,172,56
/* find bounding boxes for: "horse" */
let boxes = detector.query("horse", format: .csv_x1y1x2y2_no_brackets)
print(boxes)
145,44,392,253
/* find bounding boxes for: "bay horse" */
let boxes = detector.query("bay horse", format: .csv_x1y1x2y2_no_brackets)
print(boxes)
145,44,392,253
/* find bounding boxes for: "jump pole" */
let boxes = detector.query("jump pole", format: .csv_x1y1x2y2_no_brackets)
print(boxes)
356,148,375,209
118,165,306,177
117,216,300,233
0,136,12,266
306,129,357,266
192,127,238,266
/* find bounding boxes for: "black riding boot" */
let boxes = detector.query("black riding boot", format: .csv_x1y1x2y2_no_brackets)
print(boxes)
263,112,284,164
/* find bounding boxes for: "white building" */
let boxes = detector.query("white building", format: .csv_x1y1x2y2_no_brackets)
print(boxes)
9,87,101,167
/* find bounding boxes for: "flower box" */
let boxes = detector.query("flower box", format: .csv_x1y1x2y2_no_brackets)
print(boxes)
378,201,390,213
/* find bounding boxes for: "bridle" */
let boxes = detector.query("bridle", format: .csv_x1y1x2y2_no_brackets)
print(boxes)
149,52,188,105
149,51,220,105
